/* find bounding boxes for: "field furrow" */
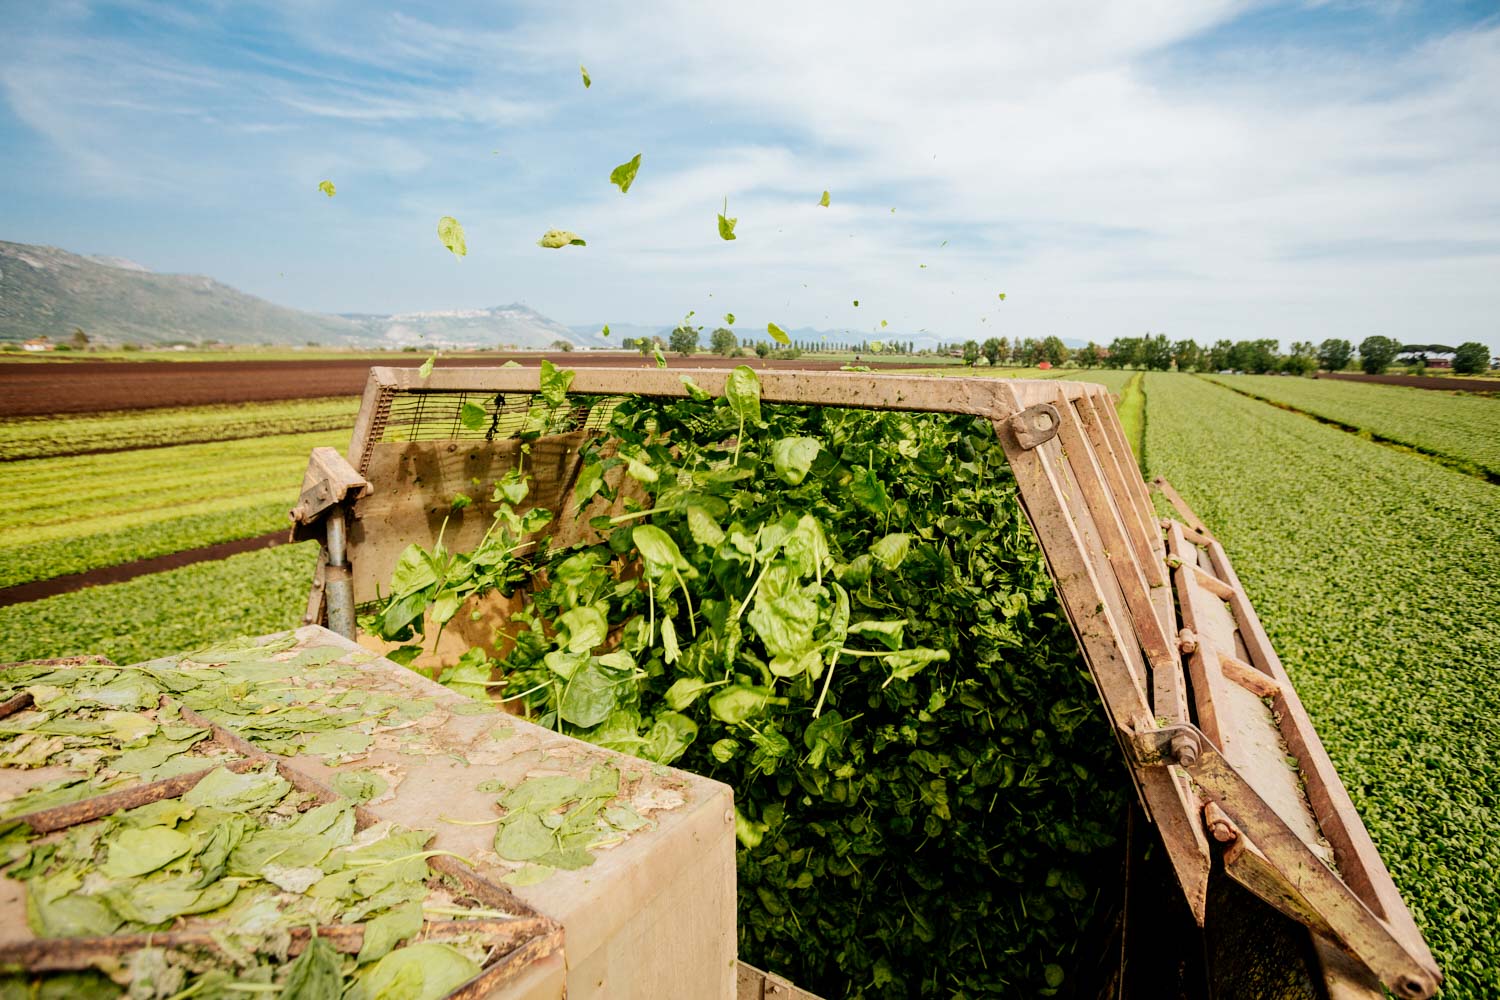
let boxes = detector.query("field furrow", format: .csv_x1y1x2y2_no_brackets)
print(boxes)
1202,374,1500,479
0,542,320,665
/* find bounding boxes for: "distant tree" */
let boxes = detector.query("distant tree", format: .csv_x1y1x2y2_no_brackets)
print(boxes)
1041,335,1070,366
669,325,700,355
981,337,1003,367
1359,336,1399,374
1228,338,1279,374
69,328,90,350
1139,333,1173,371
635,336,654,356
1317,338,1353,372
754,341,771,358
1283,341,1318,376
709,327,737,355
962,339,981,365
550,339,575,352
1108,336,1142,368
1453,341,1491,375
1172,339,1201,372
1207,339,1235,371
1076,342,1103,368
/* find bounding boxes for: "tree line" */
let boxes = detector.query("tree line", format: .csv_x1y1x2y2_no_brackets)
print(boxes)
948,333,1493,375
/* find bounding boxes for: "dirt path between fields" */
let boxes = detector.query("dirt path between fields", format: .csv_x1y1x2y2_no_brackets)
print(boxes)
0,531,289,608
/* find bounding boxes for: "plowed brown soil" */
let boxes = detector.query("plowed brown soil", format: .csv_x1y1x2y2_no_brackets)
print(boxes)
0,354,931,417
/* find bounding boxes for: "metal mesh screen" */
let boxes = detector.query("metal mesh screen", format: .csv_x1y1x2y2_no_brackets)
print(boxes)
375,391,621,444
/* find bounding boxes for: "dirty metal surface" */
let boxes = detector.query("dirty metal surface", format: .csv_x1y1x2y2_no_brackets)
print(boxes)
2,627,734,998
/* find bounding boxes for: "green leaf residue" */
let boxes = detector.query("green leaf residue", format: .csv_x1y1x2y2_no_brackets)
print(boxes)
818,190,830,207
318,180,335,198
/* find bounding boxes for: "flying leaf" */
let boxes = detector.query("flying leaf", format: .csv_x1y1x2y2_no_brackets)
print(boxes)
724,313,735,325
717,199,737,241
602,324,610,337
610,153,642,194
998,292,1006,300
437,216,467,257
654,345,667,368
818,190,830,207
317,180,335,198
880,320,888,328
538,229,587,248
419,352,435,378
767,322,790,346
580,64,591,88
870,340,884,352
459,402,487,430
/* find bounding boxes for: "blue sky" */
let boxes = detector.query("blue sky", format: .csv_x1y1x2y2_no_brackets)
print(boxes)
1,0,1496,352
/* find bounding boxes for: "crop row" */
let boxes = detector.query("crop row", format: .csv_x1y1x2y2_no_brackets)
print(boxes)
1202,374,1500,479
0,542,320,666
0,396,359,461
0,430,347,588
1143,373,1500,999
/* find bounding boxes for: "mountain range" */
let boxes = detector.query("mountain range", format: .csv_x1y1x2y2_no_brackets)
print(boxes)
1,240,1077,350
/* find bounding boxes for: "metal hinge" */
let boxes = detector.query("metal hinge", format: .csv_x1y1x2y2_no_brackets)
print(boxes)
1007,402,1062,450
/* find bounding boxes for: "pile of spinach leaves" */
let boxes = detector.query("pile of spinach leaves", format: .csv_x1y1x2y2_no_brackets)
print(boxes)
372,365,1131,997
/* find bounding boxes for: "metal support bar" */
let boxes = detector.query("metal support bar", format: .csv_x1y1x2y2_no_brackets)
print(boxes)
324,510,355,639
1129,722,1441,999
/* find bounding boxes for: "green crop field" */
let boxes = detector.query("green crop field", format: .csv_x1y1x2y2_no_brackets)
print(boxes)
1145,372,1499,998
0,396,358,461
1203,374,1500,479
0,366,1494,995
0,542,319,665
0,429,347,588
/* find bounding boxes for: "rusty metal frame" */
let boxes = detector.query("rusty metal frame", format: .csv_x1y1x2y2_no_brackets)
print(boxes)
316,366,1438,997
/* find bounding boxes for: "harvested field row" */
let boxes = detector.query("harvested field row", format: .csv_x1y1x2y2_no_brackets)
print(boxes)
1204,373,1500,479
1316,371,1500,393
0,542,320,666
0,396,359,461
0,430,344,589
1144,373,1500,999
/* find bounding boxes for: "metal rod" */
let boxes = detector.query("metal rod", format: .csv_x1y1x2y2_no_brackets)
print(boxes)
324,509,356,638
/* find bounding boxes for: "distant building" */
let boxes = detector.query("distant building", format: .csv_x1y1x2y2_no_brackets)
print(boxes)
22,336,53,352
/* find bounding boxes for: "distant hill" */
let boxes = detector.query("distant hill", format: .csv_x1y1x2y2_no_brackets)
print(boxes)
0,241,366,346
344,304,577,350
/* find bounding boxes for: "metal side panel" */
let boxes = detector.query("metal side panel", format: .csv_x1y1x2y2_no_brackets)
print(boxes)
1155,520,1440,999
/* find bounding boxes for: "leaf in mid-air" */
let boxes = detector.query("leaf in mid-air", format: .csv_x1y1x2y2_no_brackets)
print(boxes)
724,312,735,325
654,345,668,368
717,199,737,241
317,180,335,197
880,320,888,328
998,292,1006,300
602,323,610,337
459,401,487,430
538,229,586,248
818,190,830,207
852,300,859,307
767,322,790,346
580,64,591,88
610,154,642,193
870,340,884,352
419,352,435,378
437,216,466,256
